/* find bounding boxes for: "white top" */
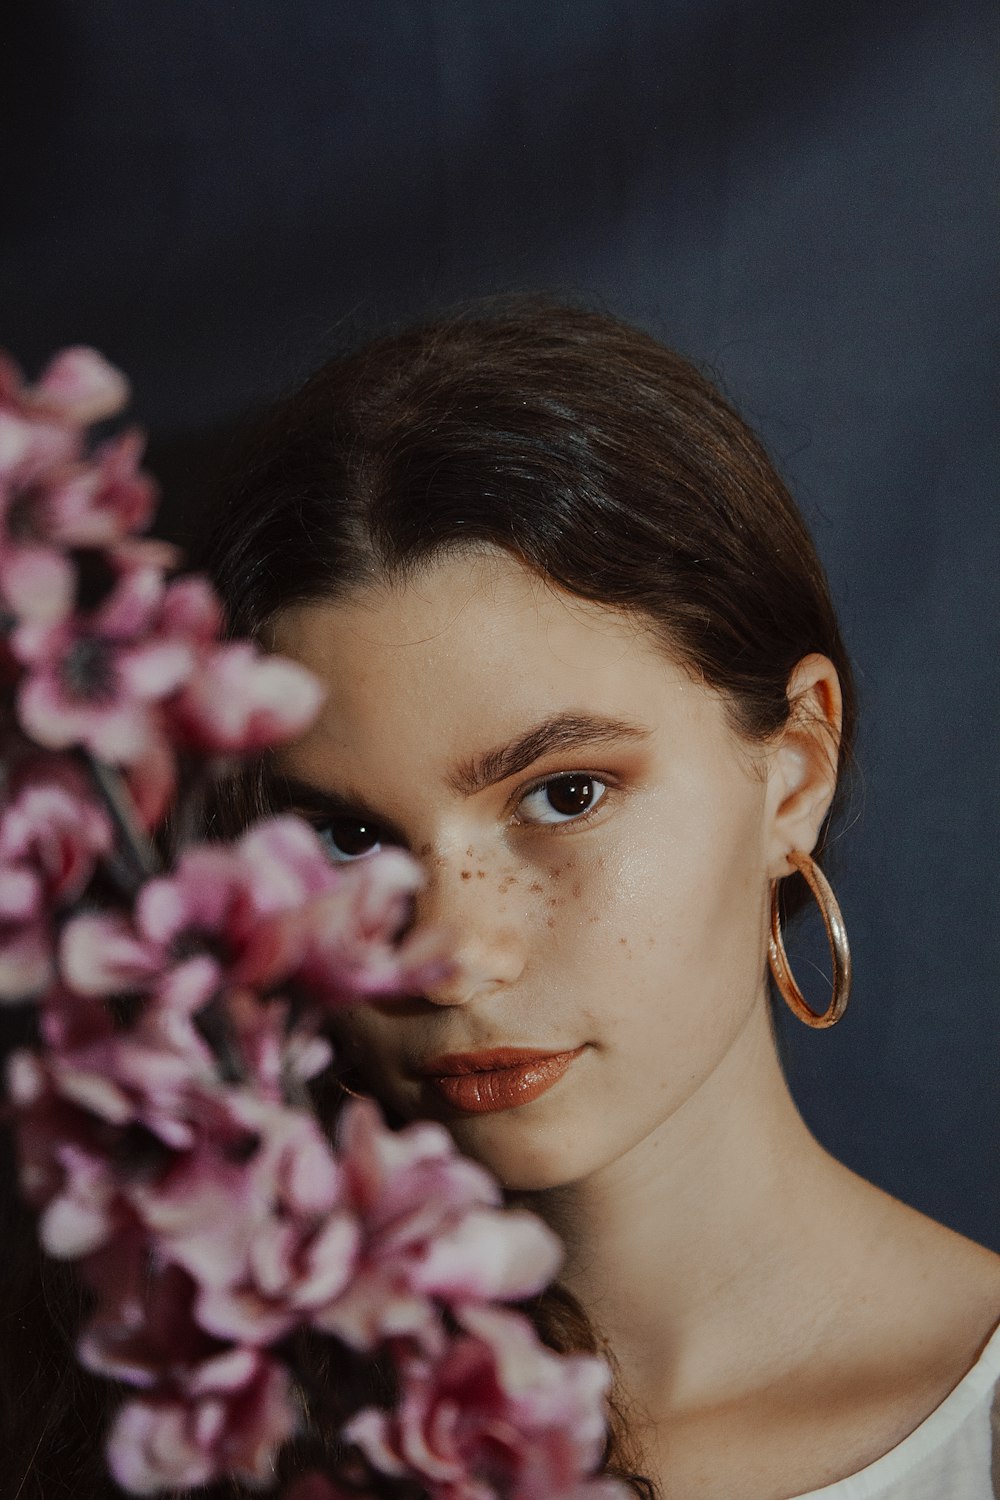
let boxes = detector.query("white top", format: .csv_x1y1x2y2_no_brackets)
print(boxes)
790,1320,1000,1499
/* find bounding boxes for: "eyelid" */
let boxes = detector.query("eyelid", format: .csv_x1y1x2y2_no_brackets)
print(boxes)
285,791,407,851
508,769,617,828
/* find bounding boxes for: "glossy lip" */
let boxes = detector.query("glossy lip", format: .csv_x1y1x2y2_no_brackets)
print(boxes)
417,1045,586,1115
415,1045,581,1076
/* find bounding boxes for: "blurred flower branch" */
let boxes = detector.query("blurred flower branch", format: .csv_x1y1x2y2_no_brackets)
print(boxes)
0,347,624,1499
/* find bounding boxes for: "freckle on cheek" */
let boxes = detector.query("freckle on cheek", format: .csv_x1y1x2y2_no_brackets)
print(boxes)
571,882,582,899
476,870,486,879
529,882,543,895
547,917,556,928
461,870,471,880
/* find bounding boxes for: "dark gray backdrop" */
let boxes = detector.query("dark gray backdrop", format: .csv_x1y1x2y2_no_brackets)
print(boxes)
3,1,997,1247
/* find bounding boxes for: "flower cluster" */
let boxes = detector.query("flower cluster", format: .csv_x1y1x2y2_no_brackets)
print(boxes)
0,349,626,1499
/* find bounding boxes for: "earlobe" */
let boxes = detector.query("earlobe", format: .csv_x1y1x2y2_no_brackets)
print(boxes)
765,653,843,879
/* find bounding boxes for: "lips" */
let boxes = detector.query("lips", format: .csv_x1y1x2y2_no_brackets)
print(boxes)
416,1045,585,1115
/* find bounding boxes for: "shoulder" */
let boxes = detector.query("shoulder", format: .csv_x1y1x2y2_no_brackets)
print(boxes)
829,1172,1000,1393
768,1178,1000,1496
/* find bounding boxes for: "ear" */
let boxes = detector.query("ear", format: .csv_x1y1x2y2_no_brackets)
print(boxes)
763,653,843,880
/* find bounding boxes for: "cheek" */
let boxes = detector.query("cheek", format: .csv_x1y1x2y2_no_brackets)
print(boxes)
546,789,767,1049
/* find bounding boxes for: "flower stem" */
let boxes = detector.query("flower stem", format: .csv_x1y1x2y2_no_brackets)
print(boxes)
81,753,160,887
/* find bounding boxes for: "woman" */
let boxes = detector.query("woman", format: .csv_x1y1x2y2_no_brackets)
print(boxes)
205,299,1000,1499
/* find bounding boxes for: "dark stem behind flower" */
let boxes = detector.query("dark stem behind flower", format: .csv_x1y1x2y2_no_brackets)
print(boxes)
81,753,159,889
192,993,248,1086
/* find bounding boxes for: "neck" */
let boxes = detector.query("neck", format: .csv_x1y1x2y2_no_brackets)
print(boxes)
517,999,864,1417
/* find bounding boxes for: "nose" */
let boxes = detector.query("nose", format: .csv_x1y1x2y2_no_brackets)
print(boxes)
412,852,527,1006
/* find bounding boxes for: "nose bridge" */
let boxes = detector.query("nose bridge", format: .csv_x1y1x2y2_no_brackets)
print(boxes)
414,842,526,1003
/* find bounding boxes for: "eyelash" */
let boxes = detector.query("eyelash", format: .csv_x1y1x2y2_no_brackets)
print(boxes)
307,772,614,863
509,772,611,831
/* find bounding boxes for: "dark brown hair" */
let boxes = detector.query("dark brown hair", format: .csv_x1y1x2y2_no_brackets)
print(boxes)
200,297,856,1498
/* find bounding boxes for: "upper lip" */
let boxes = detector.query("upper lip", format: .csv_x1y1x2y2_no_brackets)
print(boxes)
415,1046,582,1076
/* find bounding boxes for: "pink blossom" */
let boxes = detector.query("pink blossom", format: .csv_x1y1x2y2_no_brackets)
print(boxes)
6,1046,131,1256
40,427,157,548
80,1257,234,1389
62,817,448,1025
129,1093,351,1315
41,976,217,1151
107,1353,297,1498
56,820,335,1020
0,429,157,625
277,846,452,1009
0,758,112,900
0,349,82,486
82,1264,297,1495
170,639,324,753
0,760,112,1000
0,402,77,490
310,1100,559,1354
0,349,139,626
13,551,195,764
0,525,75,628
0,863,53,999
22,346,130,427
344,1304,621,1500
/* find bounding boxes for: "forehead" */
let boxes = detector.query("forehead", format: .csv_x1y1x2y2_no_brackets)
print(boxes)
269,550,717,782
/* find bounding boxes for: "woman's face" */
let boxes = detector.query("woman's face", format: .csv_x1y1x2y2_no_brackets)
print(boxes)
271,549,793,1193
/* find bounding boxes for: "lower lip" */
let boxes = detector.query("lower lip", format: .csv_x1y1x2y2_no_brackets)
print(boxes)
425,1048,585,1115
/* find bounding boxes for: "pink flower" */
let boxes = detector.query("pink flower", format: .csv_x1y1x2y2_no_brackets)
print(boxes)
107,1352,297,1497
58,818,337,1026
5,1046,130,1256
0,348,139,626
40,980,216,1152
310,1100,559,1354
0,863,53,1000
0,760,112,1000
277,845,453,1009
0,348,103,485
129,1093,351,1314
20,346,130,427
62,817,448,1024
40,427,158,548
170,639,324,753
344,1304,621,1500
13,551,195,764
0,758,113,900
81,1260,300,1496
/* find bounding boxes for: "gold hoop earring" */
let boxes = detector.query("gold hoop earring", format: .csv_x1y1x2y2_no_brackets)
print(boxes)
768,849,851,1028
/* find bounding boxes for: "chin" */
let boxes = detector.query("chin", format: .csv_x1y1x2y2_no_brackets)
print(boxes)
443,1113,601,1194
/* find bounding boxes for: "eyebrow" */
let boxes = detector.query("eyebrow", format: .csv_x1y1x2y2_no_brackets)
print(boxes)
446,712,652,796
270,712,652,832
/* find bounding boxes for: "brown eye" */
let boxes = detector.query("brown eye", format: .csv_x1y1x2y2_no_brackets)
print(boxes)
316,818,382,862
519,775,606,825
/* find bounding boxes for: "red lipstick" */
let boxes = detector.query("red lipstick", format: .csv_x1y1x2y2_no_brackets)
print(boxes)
417,1046,585,1115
